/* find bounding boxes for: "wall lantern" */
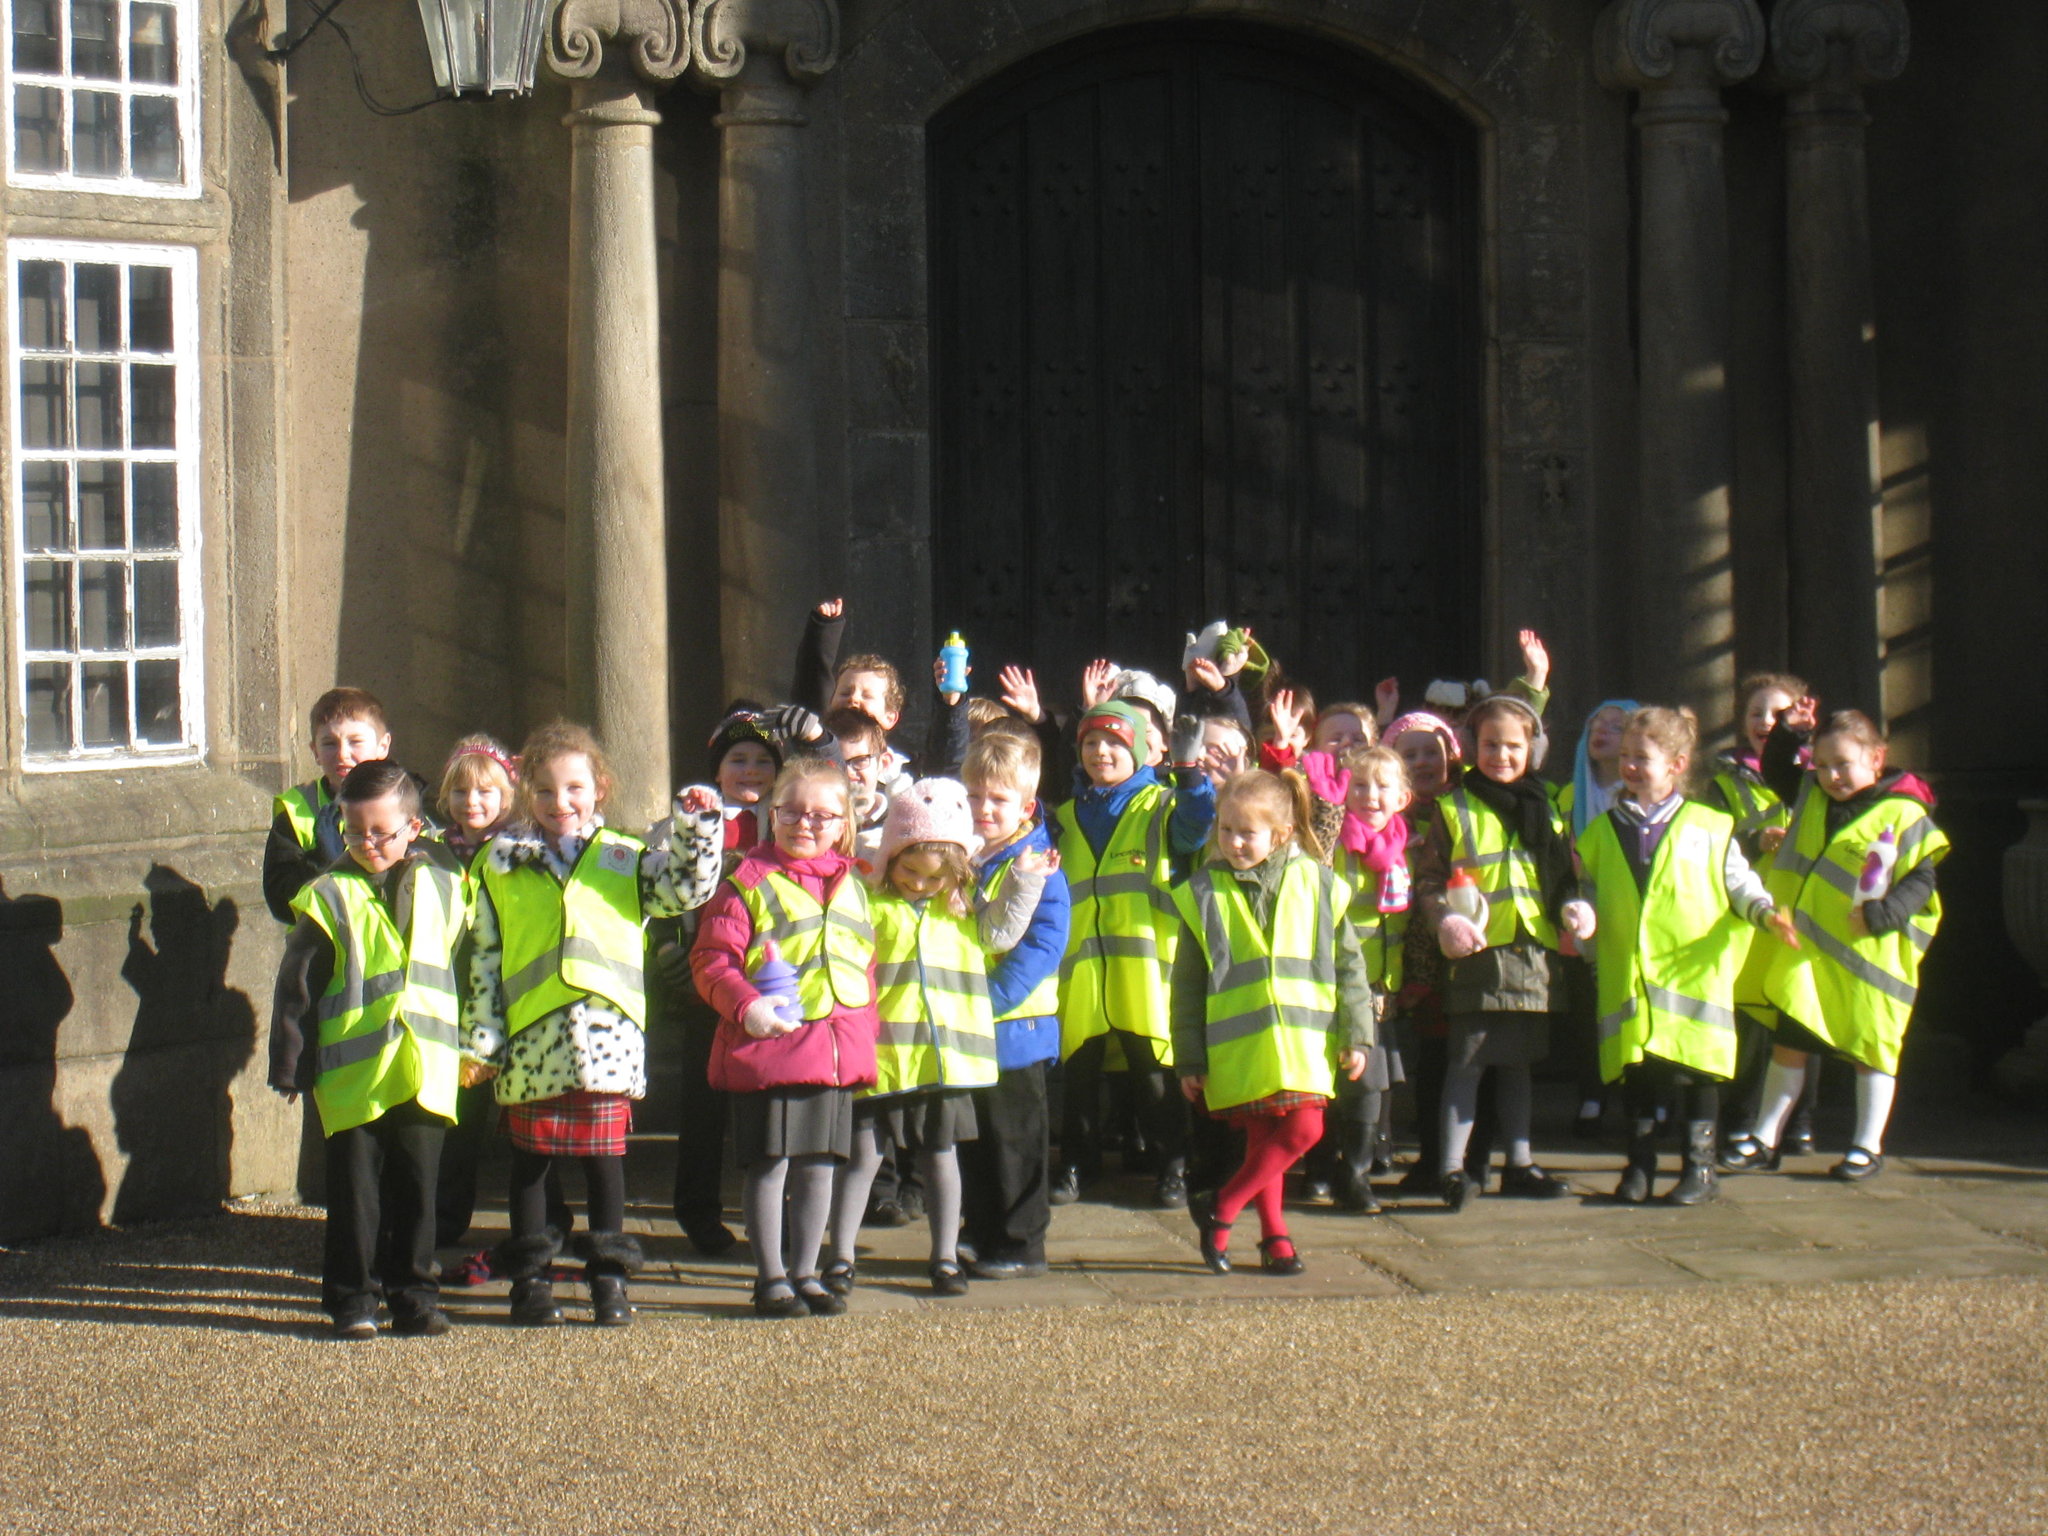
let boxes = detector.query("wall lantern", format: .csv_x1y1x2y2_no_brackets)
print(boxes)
413,0,551,95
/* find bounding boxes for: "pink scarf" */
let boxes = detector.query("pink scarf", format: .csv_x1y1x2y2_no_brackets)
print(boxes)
1340,808,1411,870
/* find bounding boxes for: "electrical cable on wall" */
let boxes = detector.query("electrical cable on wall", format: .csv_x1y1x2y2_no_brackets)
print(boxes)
265,0,455,116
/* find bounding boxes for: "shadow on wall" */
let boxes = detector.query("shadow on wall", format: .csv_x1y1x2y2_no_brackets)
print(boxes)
0,880,104,1241
108,866,255,1225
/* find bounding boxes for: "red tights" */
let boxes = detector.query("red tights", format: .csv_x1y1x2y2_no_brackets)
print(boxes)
1211,1103,1325,1253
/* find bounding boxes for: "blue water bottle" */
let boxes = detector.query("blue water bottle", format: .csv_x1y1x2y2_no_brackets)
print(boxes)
940,631,970,695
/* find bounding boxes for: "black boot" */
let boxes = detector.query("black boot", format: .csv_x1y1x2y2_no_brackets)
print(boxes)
1613,1133,1657,1205
497,1228,565,1326
583,1233,643,1327
1664,1120,1721,1206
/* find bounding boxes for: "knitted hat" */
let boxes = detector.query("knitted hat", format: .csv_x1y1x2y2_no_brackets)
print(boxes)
1077,700,1152,762
1109,667,1176,733
706,704,783,781
879,776,978,869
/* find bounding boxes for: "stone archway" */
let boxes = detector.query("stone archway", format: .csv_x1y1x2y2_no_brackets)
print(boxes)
818,0,1612,700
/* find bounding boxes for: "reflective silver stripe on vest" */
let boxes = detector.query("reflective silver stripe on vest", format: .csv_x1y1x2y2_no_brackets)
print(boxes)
503,946,563,1003
1643,984,1738,1033
1598,997,1637,1046
409,961,458,995
1194,863,1336,997
1907,918,1936,953
918,965,990,998
317,1014,460,1074
756,882,826,940
874,959,920,990
1062,932,1160,970
1807,858,1863,899
1895,816,1936,861
319,967,405,1023
1791,909,1918,1005
1205,1004,1334,1048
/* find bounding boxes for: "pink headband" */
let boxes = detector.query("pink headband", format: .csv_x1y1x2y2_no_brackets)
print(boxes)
454,744,518,781
1384,711,1463,762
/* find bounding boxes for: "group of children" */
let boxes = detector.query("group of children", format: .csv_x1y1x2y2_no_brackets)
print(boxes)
265,608,1947,1337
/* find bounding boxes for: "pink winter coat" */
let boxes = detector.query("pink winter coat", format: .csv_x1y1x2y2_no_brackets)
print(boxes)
692,846,880,1093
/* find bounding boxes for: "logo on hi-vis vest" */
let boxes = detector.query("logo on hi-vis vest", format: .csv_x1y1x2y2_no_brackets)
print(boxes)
599,843,637,875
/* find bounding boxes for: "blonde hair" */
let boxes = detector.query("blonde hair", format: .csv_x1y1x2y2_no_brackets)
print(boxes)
1311,702,1378,750
1341,742,1410,796
1210,769,1322,861
1623,706,1699,794
437,733,516,825
883,841,974,917
962,727,1041,800
965,698,1013,734
768,757,858,857
515,721,613,821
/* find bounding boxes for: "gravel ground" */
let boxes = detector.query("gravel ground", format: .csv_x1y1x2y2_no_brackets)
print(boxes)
3,1222,2045,1536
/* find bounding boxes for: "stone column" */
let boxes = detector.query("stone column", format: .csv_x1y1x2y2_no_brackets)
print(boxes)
1597,0,1766,733
547,0,689,826
691,0,839,704
1772,0,1908,713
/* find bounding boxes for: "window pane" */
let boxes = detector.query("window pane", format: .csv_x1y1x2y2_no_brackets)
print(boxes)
13,84,64,173
23,461,69,550
134,559,178,646
77,460,124,547
71,90,121,177
73,262,118,350
129,266,172,351
25,661,72,753
134,657,180,743
130,362,173,447
24,559,71,650
130,94,179,182
13,0,60,73
80,660,127,747
69,0,119,79
129,3,175,84
74,359,121,448
19,359,70,448
18,259,66,349
77,558,126,650
131,461,176,548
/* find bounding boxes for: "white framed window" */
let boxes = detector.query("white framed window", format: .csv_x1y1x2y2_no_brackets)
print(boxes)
5,0,198,195
9,239,203,768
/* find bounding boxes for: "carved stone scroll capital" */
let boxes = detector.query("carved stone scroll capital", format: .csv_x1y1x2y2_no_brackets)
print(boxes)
548,0,691,83
1596,0,1769,93
690,0,840,87
1770,0,1909,89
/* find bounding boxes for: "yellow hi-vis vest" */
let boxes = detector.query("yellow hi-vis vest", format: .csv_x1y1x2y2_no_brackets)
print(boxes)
275,779,331,851
1171,854,1348,1110
1577,802,1753,1085
1332,847,1406,995
1055,784,1181,1061
483,829,649,1032
1761,780,1946,1075
982,856,1060,1022
1712,761,1788,848
738,867,875,1017
291,852,466,1135
867,893,999,1095
1440,784,1561,950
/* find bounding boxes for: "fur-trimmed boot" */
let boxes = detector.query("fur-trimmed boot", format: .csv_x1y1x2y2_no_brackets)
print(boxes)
1614,1129,1658,1205
1664,1121,1721,1206
582,1232,643,1328
496,1227,564,1327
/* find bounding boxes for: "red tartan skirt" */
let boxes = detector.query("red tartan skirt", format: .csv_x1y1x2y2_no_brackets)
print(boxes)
1210,1089,1330,1123
501,1091,633,1157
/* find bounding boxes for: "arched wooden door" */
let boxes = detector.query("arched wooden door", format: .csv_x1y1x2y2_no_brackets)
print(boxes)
930,24,1479,699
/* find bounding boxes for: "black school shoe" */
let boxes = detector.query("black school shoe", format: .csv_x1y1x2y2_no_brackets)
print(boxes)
1440,1169,1481,1212
330,1311,379,1341
821,1259,858,1296
1336,1170,1382,1214
794,1278,847,1316
390,1305,450,1338
751,1280,808,1318
968,1256,1049,1280
928,1261,970,1297
864,1198,911,1228
1498,1163,1574,1199
1154,1169,1188,1209
1257,1238,1306,1276
1048,1165,1083,1206
1830,1147,1885,1182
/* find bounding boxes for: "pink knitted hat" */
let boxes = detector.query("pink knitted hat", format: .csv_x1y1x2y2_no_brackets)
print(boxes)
879,776,978,869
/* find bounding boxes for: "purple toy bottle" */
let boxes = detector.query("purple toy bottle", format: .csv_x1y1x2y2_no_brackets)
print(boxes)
752,938,803,1024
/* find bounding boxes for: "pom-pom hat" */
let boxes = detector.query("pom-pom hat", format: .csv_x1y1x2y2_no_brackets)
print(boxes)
879,776,978,869
1076,700,1153,762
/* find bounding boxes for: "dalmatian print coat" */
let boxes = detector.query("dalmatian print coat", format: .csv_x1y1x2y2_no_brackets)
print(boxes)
462,801,723,1106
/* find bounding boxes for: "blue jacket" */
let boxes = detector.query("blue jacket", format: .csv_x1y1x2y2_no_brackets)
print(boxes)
976,818,1071,1070
1066,764,1216,866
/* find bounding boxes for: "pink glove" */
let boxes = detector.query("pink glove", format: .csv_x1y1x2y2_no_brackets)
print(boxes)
1561,900,1598,942
1302,749,1349,806
741,997,797,1039
1437,913,1487,959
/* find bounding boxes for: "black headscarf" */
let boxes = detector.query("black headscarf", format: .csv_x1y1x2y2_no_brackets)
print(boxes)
1460,764,1576,922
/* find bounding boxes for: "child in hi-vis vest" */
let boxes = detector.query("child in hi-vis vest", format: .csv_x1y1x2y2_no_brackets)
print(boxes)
269,760,467,1340
1721,706,1946,1181
464,722,722,1328
1172,771,1374,1277
1560,707,1797,1206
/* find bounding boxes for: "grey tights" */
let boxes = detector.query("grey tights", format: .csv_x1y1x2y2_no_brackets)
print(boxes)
1441,1062,1534,1174
833,1121,963,1267
741,1154,836,1286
